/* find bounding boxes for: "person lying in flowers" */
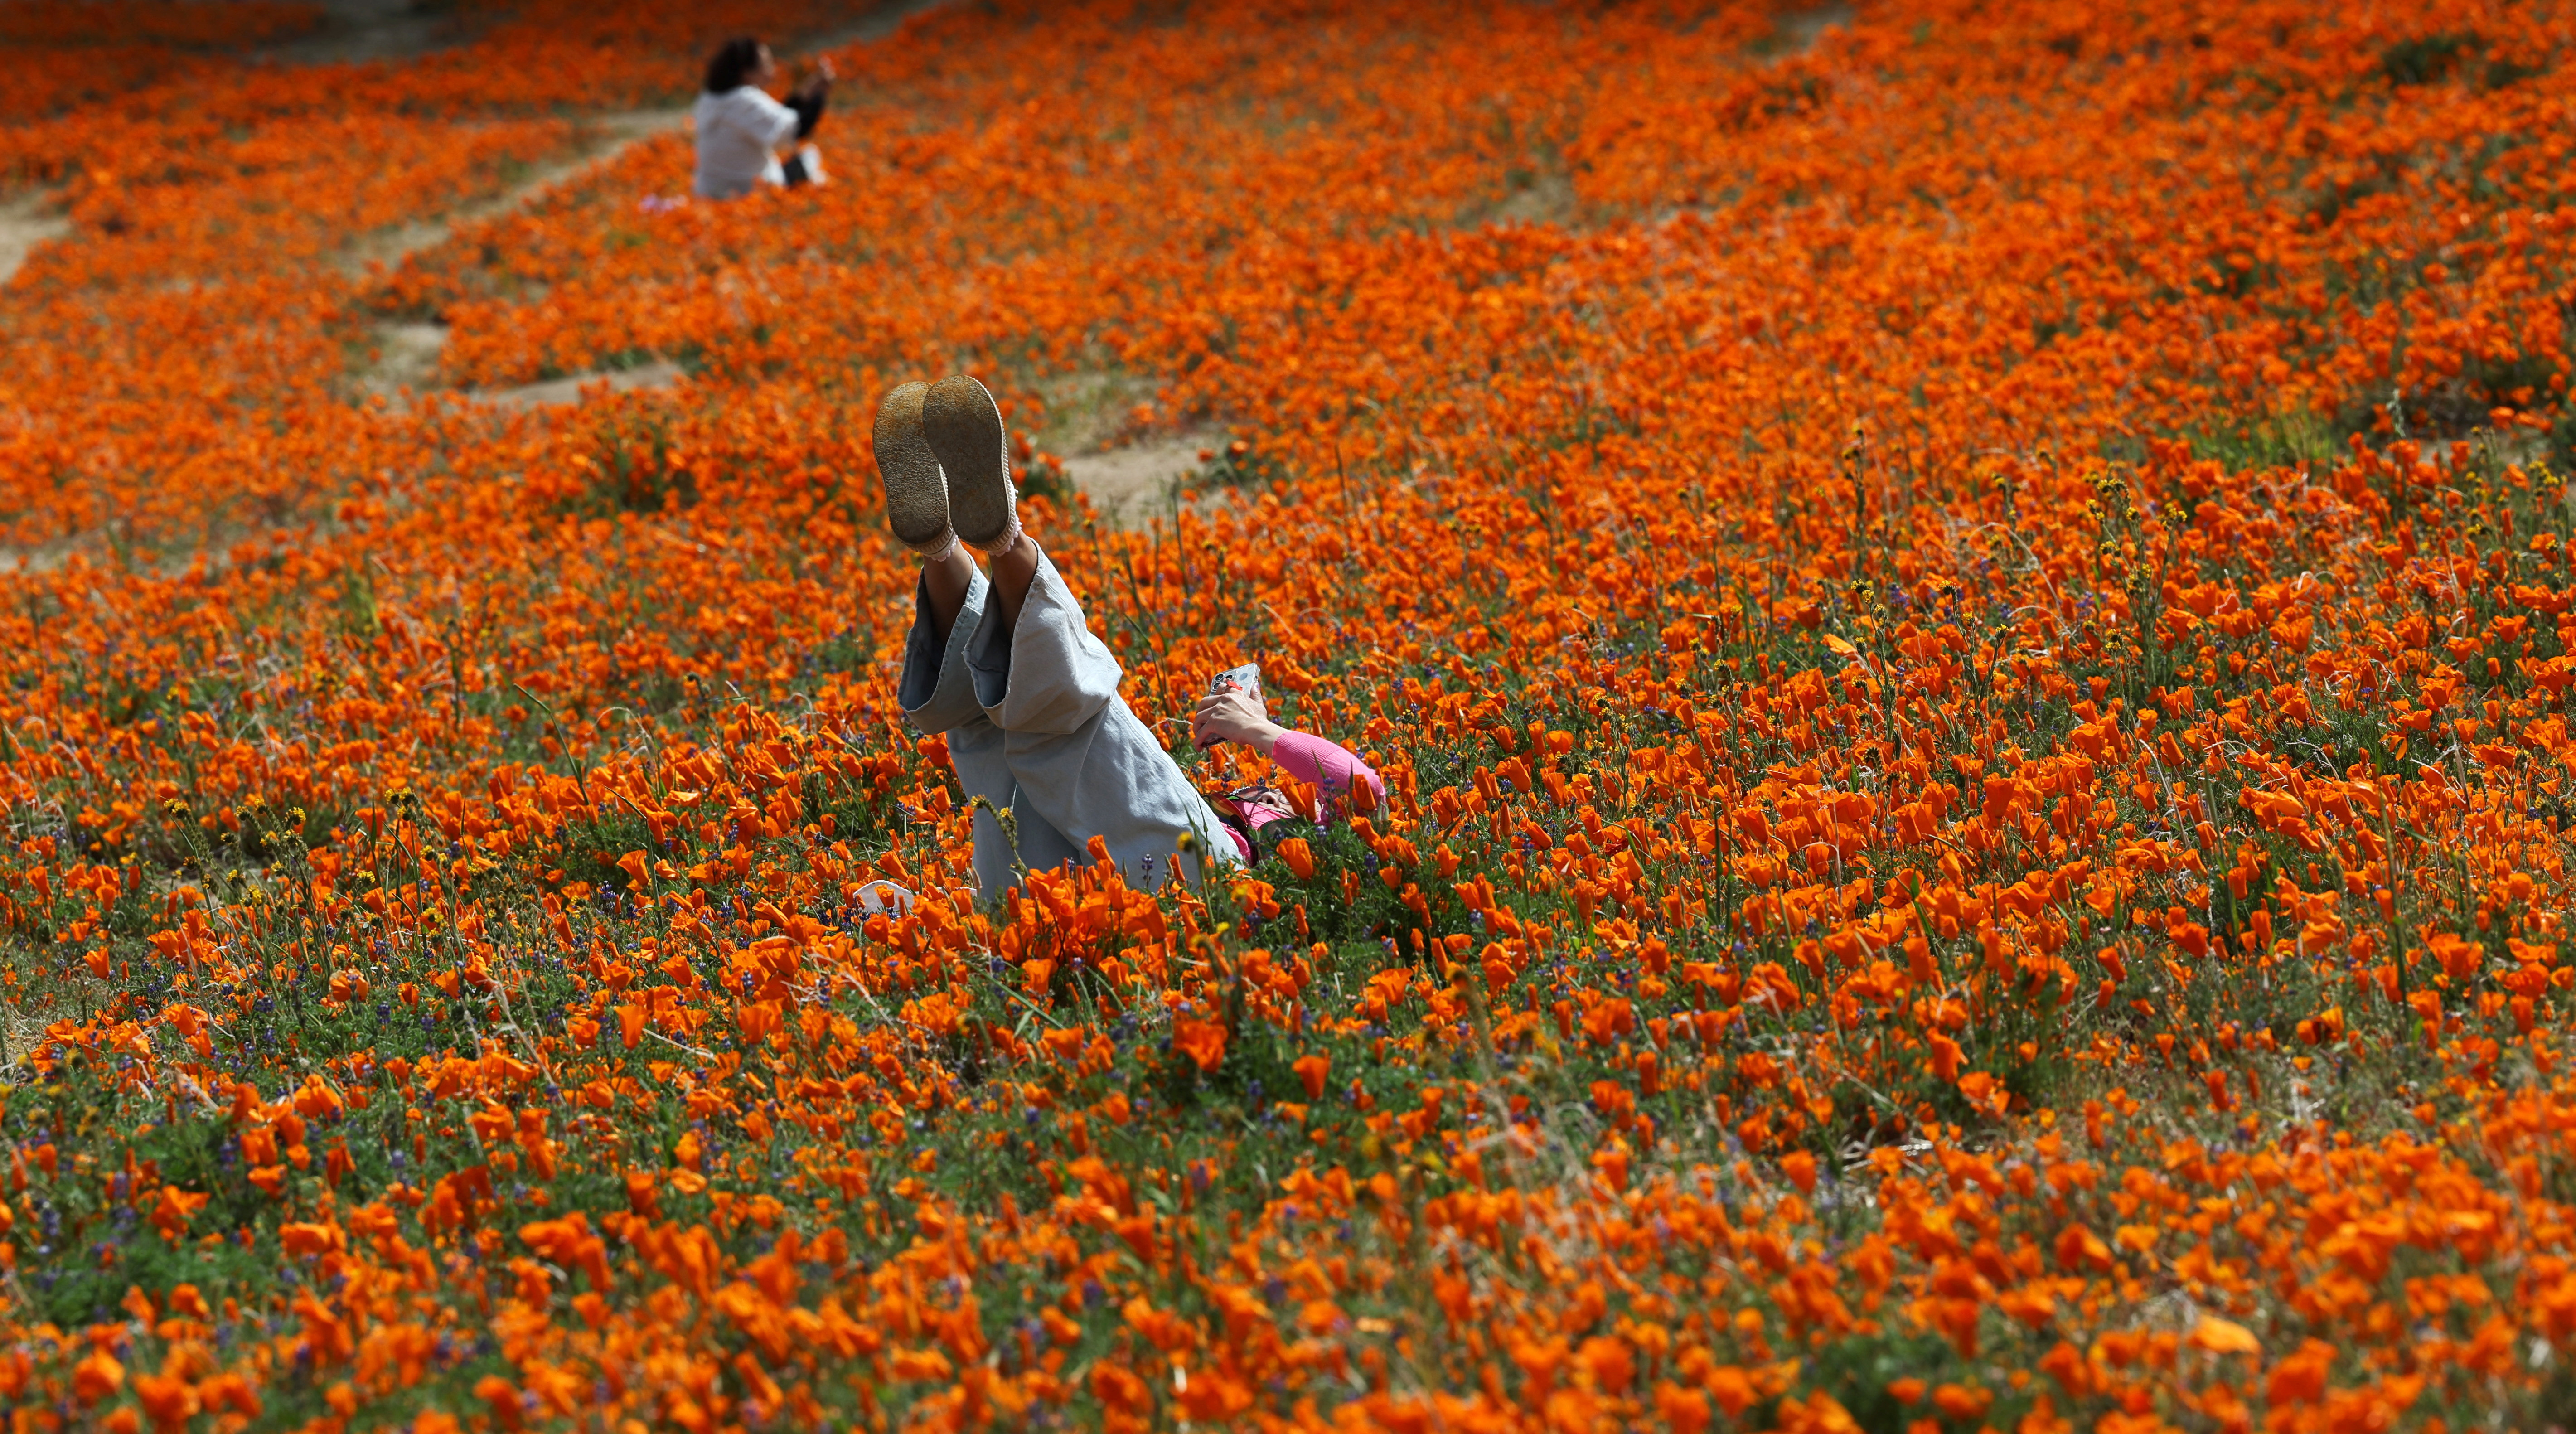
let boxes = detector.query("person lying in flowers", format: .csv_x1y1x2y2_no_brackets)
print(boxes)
873,377,1382,896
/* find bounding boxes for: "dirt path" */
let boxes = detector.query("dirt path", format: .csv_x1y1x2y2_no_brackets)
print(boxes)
0,189,70,291
260,0,462,64
1769,2,1855,55
263,0,954,67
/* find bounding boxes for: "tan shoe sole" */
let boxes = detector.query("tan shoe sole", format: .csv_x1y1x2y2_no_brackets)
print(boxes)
921,374,1017,549
871,381,953,554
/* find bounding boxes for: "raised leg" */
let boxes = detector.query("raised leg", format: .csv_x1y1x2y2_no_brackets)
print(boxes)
896,566,1018,895
986,532,1037,632
922,541,976,643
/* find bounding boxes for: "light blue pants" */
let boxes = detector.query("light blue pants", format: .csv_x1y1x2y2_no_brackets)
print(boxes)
897,549,1234,897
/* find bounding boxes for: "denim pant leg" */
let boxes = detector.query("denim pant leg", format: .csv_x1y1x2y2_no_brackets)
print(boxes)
965,548,1235,889
896,567,1077,896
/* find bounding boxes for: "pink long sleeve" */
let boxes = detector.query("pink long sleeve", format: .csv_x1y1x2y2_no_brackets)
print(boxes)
1271,731,1384,811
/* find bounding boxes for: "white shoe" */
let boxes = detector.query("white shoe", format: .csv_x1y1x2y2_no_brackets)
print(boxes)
799,145,828,187
853,878,912,916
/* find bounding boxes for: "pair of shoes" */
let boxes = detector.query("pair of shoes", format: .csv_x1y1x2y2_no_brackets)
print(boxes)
871,375,1021,558
798,145,827,186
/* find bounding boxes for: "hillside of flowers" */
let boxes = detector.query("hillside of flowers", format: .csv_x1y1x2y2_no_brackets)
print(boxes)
7,0,2576,1428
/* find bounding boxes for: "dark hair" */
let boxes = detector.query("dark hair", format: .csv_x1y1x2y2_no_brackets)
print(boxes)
703,37,764,93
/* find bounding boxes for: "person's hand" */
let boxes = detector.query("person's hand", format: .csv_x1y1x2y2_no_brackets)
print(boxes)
806,57,837,91
1193,687,1284,752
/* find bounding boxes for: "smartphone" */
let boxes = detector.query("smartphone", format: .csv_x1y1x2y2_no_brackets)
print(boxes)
1200,663,1263,750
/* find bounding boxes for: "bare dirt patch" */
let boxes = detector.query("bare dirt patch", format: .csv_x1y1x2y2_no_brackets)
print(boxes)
257,0,465,65
263,0,949,68
1021,367,1231,528
2,1004,39,1078
1485,168,1579,228
1058,434,1224,529
470,361,691,411
1767,2,1856,56
0,189,70,289
1033,368,1160,455
805,0,955,52
360,320,452,395
0,528,108,577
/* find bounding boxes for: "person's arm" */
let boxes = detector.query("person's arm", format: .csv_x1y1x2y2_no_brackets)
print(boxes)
788,59,835,140
786,86,828,139
1269,731,1385,813
1191,686,1384,814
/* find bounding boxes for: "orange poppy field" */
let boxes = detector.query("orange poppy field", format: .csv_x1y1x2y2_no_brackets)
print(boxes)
6,0,2576,1429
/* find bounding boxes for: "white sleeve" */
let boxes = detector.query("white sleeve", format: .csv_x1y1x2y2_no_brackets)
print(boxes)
740,89,800,147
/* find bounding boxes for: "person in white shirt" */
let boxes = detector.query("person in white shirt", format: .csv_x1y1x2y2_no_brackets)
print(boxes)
693,38,835,201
